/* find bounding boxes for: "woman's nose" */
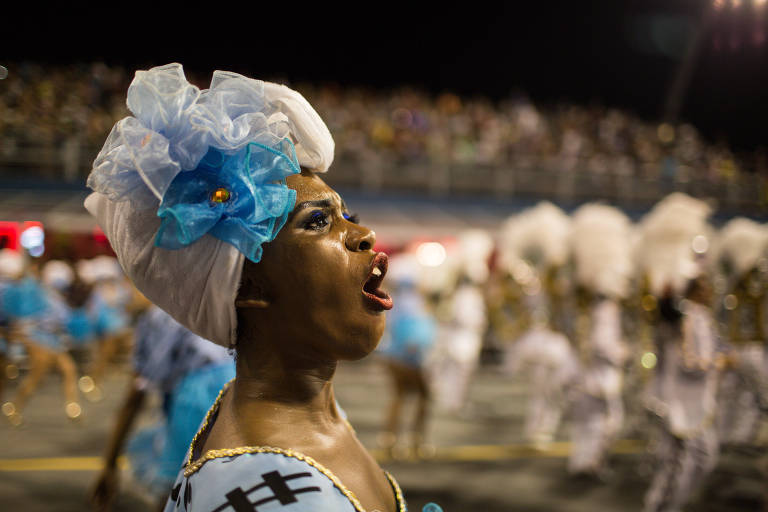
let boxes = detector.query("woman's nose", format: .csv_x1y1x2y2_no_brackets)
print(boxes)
346,225,376,252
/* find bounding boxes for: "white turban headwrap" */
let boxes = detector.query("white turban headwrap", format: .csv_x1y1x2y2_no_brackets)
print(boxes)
85,63,334,347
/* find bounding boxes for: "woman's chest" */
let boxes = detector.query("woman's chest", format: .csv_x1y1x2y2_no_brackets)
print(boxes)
322,451,397,512
168,449,402,512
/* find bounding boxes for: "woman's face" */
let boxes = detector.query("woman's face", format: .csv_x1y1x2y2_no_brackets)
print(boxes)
241,169,392,361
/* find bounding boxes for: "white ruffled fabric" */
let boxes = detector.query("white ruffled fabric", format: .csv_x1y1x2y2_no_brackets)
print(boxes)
85,64,334,347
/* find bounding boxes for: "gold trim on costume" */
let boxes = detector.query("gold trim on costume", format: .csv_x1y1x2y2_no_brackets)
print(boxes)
183,378,405,512
184,378,234,464
386,471,407,512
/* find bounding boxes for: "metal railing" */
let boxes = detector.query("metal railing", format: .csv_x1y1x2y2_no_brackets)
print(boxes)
1,143,766,215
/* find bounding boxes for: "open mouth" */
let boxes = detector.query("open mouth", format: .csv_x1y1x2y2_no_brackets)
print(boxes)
362,252,393,311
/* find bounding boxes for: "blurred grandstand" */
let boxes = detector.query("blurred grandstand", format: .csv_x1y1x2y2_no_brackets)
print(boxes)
0,61,766,255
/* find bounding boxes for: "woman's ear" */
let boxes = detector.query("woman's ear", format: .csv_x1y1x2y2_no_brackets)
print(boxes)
236,260,270,309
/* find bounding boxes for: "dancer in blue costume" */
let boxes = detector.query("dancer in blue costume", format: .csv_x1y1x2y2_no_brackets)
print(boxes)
86,64,442,512
0,249,22,407
91,303,234,511
378,255,437,459
78,257,134,398
1,259,82,424
41,260,96,349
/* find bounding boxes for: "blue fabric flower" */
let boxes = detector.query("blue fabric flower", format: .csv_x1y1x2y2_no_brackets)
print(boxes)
155,139,300,262
87,63,304,263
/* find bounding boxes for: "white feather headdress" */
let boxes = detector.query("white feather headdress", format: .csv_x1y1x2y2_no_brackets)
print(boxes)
712,217,768,279
498,202,571,276
635,193,712,296
457,229,494,284
571,203,633,299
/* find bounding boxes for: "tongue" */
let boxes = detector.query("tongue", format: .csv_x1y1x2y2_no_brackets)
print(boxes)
364,286,393,310
364,275,381,294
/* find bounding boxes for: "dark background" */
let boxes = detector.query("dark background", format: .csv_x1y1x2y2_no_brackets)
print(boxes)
3,0,767,150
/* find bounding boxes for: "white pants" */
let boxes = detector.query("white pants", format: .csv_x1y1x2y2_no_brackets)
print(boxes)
643,424,719,512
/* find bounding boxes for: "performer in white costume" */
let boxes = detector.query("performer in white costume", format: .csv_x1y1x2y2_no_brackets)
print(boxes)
712,217,768,446
497,202,577,448
567,204,633,477
430,230,491,414
636,193,721,512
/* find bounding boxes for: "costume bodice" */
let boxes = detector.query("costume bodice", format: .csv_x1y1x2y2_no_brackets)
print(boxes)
164,381,406,512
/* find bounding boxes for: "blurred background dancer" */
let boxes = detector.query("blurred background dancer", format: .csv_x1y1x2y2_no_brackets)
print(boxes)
567,204,634,479
429,231,492,415
713,218,768,447
377,252,438,459
636,194,721,512
91,304,234,512
497,202,577,450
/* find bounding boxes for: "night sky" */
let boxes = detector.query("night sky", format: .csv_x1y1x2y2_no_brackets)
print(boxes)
4,1,767,150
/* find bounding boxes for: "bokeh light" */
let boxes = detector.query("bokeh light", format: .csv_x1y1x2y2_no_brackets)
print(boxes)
416,242,447,267
691,235,709,254
641,352,658,369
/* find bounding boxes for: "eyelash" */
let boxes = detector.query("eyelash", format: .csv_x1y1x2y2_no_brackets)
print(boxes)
344,212,359,224
305,210,329,230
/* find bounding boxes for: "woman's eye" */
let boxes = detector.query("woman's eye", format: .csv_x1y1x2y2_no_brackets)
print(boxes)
343,212,360,224
305,210,329,230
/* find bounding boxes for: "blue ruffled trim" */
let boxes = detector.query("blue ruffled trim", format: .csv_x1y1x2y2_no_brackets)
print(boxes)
155,140,299,262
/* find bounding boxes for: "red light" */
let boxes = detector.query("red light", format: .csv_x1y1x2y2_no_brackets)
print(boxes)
93,227,108,244
0,222,21,251
21,221,43,232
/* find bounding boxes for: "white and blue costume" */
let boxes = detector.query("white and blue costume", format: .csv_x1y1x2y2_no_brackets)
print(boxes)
89,280,130,338
379,284,436,369
127,306,235,495
0,279,12,355
3,276,69,352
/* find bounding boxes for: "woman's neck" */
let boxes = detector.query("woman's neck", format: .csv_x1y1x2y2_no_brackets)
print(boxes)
229,340,342,438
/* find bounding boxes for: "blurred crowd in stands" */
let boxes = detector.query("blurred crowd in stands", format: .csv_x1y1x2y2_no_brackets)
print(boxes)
0,61,766,188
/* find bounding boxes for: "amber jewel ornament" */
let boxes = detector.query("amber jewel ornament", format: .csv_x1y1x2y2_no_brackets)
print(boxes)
210,188,231,203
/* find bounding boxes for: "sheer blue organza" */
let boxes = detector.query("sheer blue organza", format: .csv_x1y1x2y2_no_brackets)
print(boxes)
155,140,299,262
